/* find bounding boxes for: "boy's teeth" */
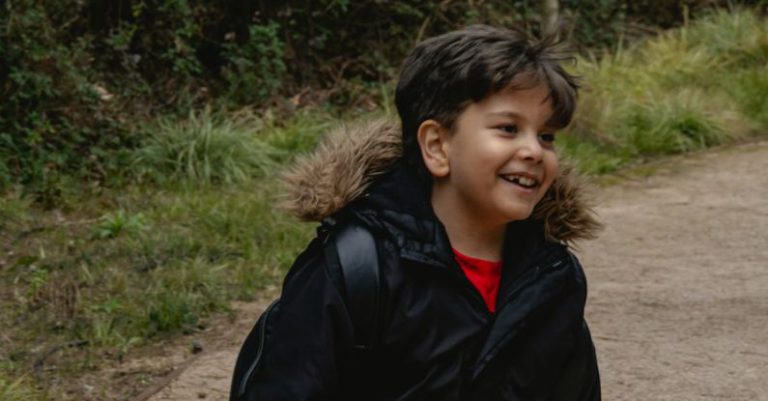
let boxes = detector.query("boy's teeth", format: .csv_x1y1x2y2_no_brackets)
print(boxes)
504,175,537,187
518,177,535,186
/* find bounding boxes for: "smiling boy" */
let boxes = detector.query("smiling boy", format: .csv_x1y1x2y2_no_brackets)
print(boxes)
236,25,602,400
422,83,560,262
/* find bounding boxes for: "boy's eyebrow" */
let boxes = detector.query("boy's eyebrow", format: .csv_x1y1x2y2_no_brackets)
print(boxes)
487,111,559,130
487,111,522,119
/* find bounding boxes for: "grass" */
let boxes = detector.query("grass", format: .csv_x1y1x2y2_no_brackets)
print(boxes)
1,8,767,400
562,8,767,173
132,108,278,185
0,377,42,401
0,110,334,399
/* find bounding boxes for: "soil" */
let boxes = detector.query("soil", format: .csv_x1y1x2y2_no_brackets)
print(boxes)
138,141,768,401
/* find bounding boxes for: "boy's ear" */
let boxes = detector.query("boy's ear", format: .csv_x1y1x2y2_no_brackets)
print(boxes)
417,119,451,178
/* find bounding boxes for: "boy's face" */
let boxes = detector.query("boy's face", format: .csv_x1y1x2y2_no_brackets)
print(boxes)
430,83,559,228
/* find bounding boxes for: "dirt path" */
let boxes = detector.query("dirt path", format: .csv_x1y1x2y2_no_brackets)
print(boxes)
146,141,768,401
582,141,768,401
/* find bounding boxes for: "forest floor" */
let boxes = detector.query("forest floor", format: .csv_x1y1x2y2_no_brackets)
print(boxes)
124,140,768,401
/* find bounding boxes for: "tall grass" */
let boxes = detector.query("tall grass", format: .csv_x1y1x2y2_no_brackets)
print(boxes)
132,109,278,185
728,69,768,127
564,9,767,173
132,108,336,185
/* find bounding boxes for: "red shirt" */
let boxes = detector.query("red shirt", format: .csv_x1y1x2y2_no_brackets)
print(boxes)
452,248,503,313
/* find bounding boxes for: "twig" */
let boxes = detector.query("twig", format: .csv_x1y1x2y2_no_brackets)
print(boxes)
415,16,432,44
33,340,90,379
128,354,202,401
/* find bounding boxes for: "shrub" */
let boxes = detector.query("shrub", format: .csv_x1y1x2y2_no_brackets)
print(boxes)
222,22,287,104
563,8,766,173
0,2,132,195
620,96,726,155
132,109,278,185
728,68,768,129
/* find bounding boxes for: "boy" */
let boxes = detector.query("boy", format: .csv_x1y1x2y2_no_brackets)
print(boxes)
242,25,602,400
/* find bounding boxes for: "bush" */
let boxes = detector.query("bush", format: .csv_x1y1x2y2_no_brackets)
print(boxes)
620,96,726,155
563,8,767,173
222,22,287,104
729,69,768,127
132,109,278,185
0,3,133,195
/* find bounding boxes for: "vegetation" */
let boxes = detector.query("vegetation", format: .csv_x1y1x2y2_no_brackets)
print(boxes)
1,3,767,400
0,110,336,398
562,9,768,173
2,0,760,195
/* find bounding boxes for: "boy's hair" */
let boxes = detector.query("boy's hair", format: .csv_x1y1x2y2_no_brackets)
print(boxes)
395,25,579,183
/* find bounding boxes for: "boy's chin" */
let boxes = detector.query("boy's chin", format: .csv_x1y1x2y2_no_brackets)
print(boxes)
503,206,536,223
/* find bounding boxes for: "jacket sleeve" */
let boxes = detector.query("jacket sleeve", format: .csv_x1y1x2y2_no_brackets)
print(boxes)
244,238,356,401
550,253,601,401
543,320,601,401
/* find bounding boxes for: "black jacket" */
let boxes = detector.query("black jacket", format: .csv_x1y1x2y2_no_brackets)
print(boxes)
247,119,602,401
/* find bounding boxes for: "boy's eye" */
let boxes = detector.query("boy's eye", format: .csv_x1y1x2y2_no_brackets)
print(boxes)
499,124,518,134
539,133,556,143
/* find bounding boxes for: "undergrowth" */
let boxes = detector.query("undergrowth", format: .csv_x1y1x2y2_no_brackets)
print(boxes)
563,9,768,173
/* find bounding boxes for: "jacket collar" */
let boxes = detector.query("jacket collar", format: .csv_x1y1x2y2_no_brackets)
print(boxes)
279,117,602,254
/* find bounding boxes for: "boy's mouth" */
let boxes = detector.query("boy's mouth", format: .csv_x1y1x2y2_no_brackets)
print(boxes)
500,174,539,189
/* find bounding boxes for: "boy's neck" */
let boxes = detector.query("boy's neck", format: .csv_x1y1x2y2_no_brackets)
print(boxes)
431,189,506,262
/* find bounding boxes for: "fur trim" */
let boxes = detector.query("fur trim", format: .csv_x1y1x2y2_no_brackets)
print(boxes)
280,117,601,242
532,163,603,244
279,118,402,222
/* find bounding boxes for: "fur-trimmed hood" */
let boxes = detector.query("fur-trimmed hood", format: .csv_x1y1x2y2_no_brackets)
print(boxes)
280,118,601,244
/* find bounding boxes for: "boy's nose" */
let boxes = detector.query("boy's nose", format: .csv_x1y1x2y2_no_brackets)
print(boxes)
517,133,544,162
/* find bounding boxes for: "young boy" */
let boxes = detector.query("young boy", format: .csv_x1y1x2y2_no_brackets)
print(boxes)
241,25,602,400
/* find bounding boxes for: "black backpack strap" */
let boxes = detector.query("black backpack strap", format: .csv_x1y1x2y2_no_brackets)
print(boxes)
323,223,381,351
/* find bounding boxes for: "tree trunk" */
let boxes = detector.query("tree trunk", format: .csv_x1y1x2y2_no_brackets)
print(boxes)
541,0,560,39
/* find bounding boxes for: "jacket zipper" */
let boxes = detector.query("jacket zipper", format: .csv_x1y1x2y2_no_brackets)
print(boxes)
404,254,494,317
404,247,565,318
238,299,280,399
494,254,566,315
470,252,570,381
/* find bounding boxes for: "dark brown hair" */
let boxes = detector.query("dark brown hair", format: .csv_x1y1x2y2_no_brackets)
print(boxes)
395,25,579,182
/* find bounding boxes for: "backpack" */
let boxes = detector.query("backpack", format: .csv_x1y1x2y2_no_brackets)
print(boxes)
229,223,381,401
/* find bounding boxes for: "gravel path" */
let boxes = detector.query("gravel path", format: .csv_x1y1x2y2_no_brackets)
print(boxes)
147,141,768,401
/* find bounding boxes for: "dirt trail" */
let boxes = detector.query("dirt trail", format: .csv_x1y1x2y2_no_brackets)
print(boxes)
146,141,768,401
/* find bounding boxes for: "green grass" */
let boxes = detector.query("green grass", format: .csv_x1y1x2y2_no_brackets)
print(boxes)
562,8,767,173
0,376,42,401
1,8,767,400
132,108,279,185
0,111,330,399
728,68,768,127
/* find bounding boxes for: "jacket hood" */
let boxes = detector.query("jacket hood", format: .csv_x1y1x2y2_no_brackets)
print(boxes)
280,118,601,244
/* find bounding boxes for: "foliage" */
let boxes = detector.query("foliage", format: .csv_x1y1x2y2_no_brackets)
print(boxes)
4,0,759,195
729,69,768,127
132,109,278,185
222,22,287,104
0,109,334,398
562,9,768,174
0,2,133,198
94,210,146,239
